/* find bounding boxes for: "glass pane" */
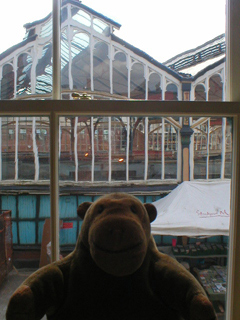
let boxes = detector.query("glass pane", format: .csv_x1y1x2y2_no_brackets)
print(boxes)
93,42,110,93
130,62,145,99
113,52,128,97
111,117,127,181
71,7,91,27
71,32,90,91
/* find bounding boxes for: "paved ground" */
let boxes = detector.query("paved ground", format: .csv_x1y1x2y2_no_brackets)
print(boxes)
0,267,47,320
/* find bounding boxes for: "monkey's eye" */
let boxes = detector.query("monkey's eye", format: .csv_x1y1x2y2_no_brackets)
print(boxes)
130,205,137,214
98,205,104,214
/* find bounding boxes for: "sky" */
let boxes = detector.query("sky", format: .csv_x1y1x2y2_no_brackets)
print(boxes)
0,0,226,62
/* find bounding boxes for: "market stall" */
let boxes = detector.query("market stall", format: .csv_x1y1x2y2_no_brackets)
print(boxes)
151,180,230,237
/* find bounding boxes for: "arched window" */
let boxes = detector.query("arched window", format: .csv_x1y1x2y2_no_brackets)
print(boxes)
165,83,178,100
113,52,128,97
130,62,145,99
93,41,110,93
71,32,90,91
17,53,32,96
36,43,53,94
148,73,162,100
208,74,223,101
195,84,206,101
1,64,14,99
61,30,69,89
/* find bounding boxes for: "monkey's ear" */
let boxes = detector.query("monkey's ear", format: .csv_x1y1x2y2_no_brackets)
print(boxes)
144,203,157,222
77,202,92,220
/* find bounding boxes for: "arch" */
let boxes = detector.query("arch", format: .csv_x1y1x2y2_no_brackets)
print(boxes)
17,53,32,96
148,72,162,100
208,74,223,101
195,84,206,101
1,64,14,99
165,83,178,100
113,51,128,97
130,62,145,99
93,41,110,93
71,32,90,91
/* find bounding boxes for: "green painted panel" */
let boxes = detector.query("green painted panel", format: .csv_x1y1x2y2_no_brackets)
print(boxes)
1,196,17,218
145,196,153,203
93,195,101,201
59,196,77,218
38,221,45,244
78,195,92,205
162,235,176,245
60,221,77,245
19,222,36,244
135,195,144,203
39,195,50,218
18,195,36,219
12,222,18,244
153,235,162,245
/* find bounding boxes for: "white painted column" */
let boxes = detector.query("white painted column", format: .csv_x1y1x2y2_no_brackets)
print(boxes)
109,45,113,95
206,119,210,179
14,118,19,180
126,117,130,181
108,117,112,182
127,55,131,99
221,117,226,179
161,118,165,179
32,117,39,181
91,117,94,182
74,117,78,182
144,117,148,180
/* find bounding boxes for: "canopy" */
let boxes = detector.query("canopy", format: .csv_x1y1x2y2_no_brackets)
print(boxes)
151,180,230,237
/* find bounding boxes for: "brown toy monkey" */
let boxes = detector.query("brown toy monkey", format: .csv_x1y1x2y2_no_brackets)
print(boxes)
6,193,216,320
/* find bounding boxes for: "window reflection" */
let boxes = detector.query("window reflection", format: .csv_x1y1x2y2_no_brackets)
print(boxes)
94,117,109,181
130,62,145,99
36,43,53,94
195,84,206,101
93,18,110,36
1,64,14,100
93,42,110,93
111,117,127,181
165,83,178,100
2,117,15,179
148,73,162,100
71,32,90,91
17,53,32,96
129,117,145,180
113,52,128,97
209,74,223,101
71,7,91,27
39,18,52,38
61,30,69,89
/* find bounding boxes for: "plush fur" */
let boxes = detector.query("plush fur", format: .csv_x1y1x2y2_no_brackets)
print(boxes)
6,193,216,320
